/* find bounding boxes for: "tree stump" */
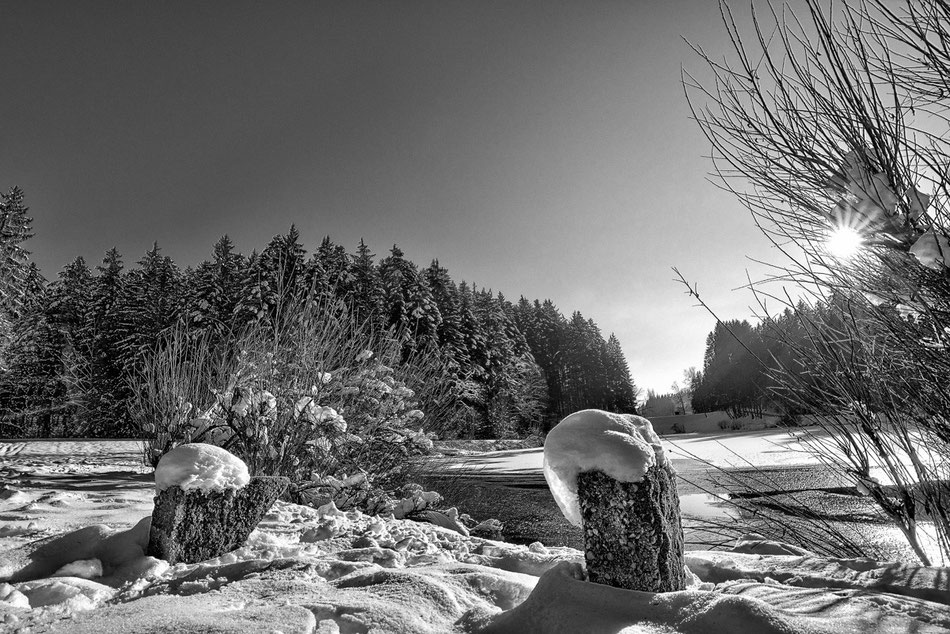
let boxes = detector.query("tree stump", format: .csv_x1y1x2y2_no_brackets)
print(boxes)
577,463,685,592
147,475,289,565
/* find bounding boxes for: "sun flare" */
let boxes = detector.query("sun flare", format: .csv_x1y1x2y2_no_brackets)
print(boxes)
827,226,863,259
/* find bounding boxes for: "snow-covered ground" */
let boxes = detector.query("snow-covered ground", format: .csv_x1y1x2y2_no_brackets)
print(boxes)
439,427,948,564
1,438,949,633
437,428,822,476
441,427,927,483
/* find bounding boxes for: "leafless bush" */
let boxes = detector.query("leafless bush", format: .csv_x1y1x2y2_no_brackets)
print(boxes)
130,290,460,509
683,0,950,563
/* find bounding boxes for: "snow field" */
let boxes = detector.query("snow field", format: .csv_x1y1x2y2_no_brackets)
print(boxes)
0,438,949,633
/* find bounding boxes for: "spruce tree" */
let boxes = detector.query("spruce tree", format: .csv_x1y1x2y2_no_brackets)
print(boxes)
473,289,546,437
189,236,245,339
307,236,352,301
456,282,487,381
233,250,266,327
0,187,34,368
379,245,441,349
349,239,384,325
117,245,182,372
530,299,567,425
563,312,594,413
0,264,49,435
605,333,638,413
39,258,95,435
84,248,128,428
258,227,306,319
425,260,468,371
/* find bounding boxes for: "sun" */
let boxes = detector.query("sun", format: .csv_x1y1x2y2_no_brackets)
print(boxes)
826,226,864,259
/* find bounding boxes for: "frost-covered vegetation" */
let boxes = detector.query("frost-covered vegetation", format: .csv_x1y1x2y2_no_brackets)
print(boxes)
131,293,449,511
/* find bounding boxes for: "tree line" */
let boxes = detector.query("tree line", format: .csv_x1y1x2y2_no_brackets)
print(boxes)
0,187,638,438
688,294,909,420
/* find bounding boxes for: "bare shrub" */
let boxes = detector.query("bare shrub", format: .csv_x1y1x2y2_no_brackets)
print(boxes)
130,291,459,511
683,0,950,563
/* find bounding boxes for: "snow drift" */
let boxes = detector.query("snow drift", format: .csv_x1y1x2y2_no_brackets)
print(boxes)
1,439,949,633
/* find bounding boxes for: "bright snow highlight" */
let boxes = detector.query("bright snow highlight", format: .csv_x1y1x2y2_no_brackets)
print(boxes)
542,409,665,527
154,443,250,493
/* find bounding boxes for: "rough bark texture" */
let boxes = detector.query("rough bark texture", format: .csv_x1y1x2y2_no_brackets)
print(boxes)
577,464,686,592
147,475,289,565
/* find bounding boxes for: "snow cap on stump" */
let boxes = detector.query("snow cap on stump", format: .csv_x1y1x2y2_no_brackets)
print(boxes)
149,444,288,564
543,409,665,526
154,443,250,494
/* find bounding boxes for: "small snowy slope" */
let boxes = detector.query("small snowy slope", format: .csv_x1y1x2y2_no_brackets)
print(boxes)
2,439,950,633
685,550,950,606
478,560,950,633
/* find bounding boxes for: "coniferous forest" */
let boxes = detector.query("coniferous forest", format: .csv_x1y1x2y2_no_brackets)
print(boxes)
687,293,927,423
0,187,639,439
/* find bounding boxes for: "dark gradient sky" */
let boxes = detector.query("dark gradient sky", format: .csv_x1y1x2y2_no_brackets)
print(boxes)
1,1,780,395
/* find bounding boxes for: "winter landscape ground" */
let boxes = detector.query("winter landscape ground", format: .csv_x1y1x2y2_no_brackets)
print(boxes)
1,429,949,633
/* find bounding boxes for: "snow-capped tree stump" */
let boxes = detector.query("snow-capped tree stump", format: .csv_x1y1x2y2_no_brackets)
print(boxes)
148,475,289,564
577,464,685,592
543,409,686,593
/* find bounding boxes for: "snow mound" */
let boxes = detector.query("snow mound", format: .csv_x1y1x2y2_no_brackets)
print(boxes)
479,560,950,633
543,409,665,526
685,550,950,606
154,443,250,493
14,577,114,612
53,559,103,580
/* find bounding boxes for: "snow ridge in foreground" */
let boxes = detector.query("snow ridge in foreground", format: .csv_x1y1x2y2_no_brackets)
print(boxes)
1,438,950,633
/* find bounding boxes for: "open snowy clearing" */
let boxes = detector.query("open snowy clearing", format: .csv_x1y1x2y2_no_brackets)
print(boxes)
1,438,949,633
437,429,825,477
439,426,933,486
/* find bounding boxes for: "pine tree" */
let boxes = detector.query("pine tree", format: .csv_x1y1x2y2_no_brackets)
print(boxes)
349,239,384,325
233,250,266,327
0,263,49,435
378,245,441,349
692,320,763,416
189,236,245,339
0,187,34,368
37,258,95,435
474,289,515,381
83,248,128,428
258,227,306,319
425,260,468,371
307,236,352,301
529,299,568,425
605,333,638,413
473,289,546,437
104,244,182,435
456,282,487,380
562,312,596,412
117,244,182,371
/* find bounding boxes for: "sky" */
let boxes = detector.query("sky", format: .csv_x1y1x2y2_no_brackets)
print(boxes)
0,0,786,396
